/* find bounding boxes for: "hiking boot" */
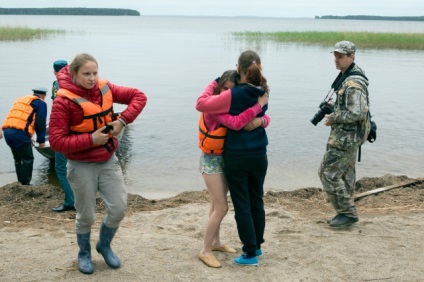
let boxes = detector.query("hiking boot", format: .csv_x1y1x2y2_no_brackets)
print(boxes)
329,214,358,228
327,214,342,225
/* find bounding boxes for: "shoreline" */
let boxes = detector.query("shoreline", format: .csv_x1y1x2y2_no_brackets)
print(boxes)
1,172,423,201
1,174,423,226
1,174,423,280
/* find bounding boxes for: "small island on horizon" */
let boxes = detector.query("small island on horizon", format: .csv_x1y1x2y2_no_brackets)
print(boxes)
0,9,423,20
316,15,424,22
0,7,140,16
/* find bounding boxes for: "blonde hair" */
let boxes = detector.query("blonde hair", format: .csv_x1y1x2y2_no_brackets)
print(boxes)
69,53,98,76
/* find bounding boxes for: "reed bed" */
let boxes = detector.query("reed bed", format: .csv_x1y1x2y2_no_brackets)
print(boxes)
0,26,65,41
231,31,424,50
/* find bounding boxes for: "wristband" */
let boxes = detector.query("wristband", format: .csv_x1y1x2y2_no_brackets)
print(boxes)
118,118,127,127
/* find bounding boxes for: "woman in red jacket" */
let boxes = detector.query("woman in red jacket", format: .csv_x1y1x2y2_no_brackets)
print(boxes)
49,53,147,275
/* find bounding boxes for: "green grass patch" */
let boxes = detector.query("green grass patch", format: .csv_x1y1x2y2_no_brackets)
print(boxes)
231,31,424,50
0,26,65,41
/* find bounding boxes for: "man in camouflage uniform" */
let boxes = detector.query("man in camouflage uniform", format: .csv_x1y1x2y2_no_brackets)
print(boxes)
318,41,371,228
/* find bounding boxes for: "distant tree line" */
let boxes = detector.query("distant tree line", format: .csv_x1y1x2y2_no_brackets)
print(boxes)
315,15,424,22
0,8,140,16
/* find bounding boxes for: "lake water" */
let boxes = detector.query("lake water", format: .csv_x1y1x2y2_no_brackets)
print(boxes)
0,15,423,199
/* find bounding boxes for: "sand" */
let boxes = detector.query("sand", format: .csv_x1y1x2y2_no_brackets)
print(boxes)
1,174,424,281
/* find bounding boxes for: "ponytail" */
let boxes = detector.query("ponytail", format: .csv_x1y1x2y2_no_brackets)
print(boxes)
238,50,269,93
245,63,269,93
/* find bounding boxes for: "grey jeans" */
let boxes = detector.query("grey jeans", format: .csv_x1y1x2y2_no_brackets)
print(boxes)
67,155,127,234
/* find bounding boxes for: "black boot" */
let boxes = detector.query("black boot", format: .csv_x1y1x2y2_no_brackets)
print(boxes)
20,157,34,185
14,161,22,184
77,233,94,274
327,213,342,224
96,223,121,268
329,214,358,228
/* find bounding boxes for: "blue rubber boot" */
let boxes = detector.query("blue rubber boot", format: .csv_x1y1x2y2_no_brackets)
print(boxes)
96,223,121,268
76,233,94,274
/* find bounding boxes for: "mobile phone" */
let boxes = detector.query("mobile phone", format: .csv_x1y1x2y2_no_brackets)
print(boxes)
102,125,113,133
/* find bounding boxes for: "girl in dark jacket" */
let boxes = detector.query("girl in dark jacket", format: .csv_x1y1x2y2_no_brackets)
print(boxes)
196,50,269,266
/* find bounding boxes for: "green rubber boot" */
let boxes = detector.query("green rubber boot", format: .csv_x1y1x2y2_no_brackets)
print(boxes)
77,233,94,274
96,223,121,268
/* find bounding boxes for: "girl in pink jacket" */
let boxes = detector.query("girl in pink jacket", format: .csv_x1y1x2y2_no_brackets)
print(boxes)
197,70,269,268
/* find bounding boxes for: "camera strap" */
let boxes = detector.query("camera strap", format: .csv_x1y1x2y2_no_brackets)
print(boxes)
331,63,355,91
331,63,368,92
323,88,335,102
330,63,370,163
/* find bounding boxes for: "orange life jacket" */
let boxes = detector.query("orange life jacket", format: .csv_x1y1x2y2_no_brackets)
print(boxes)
2,95,40,137
57,80,114,134
198,113,227,154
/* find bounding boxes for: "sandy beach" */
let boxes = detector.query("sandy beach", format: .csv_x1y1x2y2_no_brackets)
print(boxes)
1,174,424,281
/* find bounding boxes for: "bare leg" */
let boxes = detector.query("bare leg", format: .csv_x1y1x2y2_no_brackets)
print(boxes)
200,173,228,256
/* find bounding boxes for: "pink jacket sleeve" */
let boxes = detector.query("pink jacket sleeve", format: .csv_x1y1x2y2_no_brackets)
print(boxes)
196,80,231,114
211,103,263,131
262,114,270,128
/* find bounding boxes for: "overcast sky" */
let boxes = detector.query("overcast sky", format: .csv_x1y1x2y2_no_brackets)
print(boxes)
1,0,423,18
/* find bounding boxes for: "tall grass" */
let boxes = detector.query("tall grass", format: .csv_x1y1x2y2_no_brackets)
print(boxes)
231,31,424,50
0,26,65,41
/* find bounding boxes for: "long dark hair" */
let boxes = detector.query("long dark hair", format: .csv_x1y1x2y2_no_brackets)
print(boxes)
213,70,240,95
238,50,269,93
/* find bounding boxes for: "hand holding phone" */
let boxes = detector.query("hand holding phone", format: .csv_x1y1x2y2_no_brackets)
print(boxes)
102,125,113,134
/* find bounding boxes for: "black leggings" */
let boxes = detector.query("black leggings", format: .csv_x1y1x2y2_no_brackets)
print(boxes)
224,154,268,257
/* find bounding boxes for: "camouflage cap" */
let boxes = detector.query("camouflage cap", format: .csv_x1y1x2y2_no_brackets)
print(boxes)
332,41,356,55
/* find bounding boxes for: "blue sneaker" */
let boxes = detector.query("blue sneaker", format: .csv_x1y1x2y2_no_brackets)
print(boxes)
233,254,259,266
241,246,263,257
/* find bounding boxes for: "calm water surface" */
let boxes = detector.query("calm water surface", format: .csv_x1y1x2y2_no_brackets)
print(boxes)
0,16,423,198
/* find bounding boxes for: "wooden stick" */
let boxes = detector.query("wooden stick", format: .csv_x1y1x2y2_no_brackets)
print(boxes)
360,205,414,211
354,179,423,201
41,216,73,221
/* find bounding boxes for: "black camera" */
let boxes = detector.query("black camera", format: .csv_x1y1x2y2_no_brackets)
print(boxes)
310,101,334,126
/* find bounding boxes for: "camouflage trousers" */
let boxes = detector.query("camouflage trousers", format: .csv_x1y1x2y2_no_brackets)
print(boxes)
318,144,358,217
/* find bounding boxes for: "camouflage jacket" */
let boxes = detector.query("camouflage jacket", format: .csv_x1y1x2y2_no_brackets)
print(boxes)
327,63,371,150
